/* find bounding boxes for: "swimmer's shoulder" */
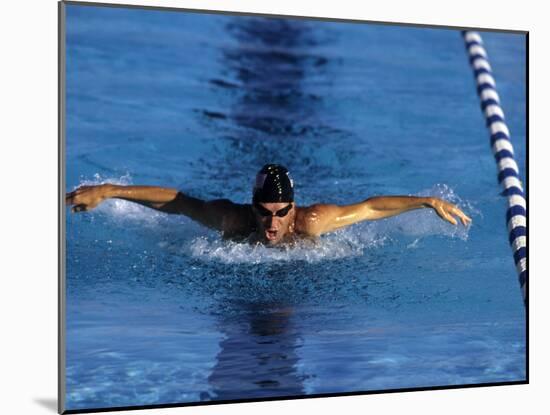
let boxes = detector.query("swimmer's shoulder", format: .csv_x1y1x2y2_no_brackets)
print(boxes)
217,201,255,238
294,203,338,237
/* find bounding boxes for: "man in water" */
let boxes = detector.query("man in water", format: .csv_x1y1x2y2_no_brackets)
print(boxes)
66,164,471,245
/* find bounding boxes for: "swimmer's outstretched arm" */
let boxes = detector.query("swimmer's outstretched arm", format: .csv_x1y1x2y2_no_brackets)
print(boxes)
303,196,472,236
65,184,237,231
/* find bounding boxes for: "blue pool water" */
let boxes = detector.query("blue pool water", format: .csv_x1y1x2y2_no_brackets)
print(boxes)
64,5,526,411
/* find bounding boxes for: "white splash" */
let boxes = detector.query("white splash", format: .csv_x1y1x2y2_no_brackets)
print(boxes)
188,229,387,264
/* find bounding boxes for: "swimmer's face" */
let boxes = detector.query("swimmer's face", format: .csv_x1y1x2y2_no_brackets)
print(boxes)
253,202,295,245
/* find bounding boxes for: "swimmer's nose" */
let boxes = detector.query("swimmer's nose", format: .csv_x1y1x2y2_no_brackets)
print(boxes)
265,215,273,227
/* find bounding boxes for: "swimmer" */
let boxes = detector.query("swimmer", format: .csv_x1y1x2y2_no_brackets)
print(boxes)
65,164,472,245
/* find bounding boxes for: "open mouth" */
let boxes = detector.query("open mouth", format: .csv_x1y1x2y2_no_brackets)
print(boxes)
265,229,278,241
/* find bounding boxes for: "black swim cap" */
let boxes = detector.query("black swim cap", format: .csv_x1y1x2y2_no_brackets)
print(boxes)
252,164,294,204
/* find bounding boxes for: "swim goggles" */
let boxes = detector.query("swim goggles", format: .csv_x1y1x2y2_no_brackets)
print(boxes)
254,203,293,218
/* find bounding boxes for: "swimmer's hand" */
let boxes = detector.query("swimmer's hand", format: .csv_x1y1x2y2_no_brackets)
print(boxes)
428,198,472,226
66,184,111,213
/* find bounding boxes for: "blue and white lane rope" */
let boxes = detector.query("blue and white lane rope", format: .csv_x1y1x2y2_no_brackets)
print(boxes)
462,31,527,305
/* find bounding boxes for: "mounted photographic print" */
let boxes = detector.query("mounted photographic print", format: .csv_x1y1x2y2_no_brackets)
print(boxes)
59,1,528,413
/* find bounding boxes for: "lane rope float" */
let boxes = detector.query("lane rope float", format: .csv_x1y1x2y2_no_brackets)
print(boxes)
462,31,527,306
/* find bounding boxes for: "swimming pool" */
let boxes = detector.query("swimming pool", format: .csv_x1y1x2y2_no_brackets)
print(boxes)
64,5,526,410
